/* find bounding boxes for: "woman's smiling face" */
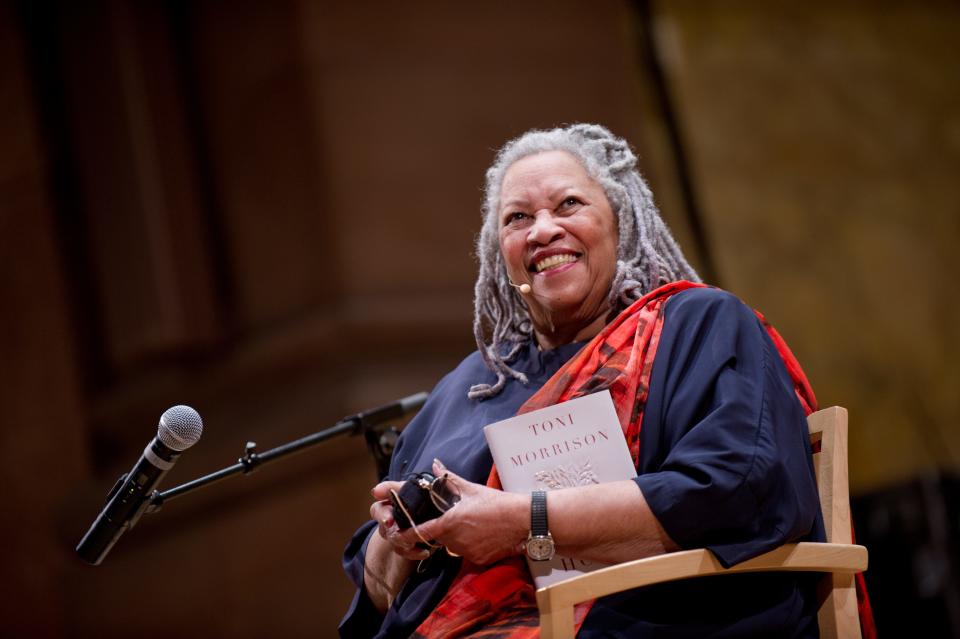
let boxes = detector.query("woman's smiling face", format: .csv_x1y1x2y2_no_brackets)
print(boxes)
498,150,619,345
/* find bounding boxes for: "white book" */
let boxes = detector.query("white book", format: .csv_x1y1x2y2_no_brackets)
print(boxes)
483,390,637,588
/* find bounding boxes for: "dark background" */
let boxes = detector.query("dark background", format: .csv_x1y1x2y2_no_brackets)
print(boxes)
2,1,958,636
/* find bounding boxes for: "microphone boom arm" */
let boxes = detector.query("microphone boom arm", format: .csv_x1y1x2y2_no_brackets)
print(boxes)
147,391,427,512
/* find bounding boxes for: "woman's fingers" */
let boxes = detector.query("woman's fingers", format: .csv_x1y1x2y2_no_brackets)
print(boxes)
432,458,473,502
387,525,434,560
371,481,403,540
372,480,404,501
370,499,395,534
421,484,529,565
370,497,436,560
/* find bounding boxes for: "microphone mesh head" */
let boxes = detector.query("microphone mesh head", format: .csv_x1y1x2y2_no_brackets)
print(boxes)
158,405,203,451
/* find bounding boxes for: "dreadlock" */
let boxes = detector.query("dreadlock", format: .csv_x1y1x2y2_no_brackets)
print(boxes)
469,123,700,400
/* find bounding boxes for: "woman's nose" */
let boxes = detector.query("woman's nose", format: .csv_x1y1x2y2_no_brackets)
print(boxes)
526,211,564,245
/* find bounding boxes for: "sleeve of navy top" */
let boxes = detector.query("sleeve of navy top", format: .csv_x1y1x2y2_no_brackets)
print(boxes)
337,361,470,639
339,520,382,638
338,360,474,639
634,288,823,567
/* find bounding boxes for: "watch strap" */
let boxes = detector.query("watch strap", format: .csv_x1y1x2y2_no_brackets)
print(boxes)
531,489,548,536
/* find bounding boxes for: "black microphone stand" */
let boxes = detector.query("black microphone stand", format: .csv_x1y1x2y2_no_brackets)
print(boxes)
145,391,426,513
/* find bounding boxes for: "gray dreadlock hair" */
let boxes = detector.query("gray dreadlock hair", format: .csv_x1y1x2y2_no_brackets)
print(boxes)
469,123,701,400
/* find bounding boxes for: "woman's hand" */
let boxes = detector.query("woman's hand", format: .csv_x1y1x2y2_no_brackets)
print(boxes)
370,481,434,562
362,461,526,612
412,459,529,565
371,460,527,566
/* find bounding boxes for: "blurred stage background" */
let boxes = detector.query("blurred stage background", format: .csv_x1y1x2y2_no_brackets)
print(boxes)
2,1,958,636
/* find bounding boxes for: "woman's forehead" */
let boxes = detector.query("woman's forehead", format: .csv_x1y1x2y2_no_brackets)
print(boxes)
499,150,597,208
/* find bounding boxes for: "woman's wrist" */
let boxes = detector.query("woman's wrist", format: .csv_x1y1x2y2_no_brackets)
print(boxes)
363,531,414,613
508,490,533,556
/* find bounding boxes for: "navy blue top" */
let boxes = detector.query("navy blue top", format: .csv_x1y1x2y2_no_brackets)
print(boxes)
340,288,825,638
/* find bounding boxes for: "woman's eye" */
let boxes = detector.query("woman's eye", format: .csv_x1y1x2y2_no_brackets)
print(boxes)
505,212,528,225
561,196,581,208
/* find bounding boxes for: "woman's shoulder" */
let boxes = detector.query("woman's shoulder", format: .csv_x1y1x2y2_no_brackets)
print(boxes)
428,349,498,399
664,285,758,325
445,349,494,381
668,285,746,308
442,340,544,379
430,339,559,404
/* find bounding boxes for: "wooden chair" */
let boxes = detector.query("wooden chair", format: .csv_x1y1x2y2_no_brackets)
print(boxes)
536,406,868,639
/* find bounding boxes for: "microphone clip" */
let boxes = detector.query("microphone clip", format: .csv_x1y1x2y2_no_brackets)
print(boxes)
240,441,261,474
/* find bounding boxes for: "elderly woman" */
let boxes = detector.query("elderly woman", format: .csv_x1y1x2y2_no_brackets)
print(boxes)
340,124,827,638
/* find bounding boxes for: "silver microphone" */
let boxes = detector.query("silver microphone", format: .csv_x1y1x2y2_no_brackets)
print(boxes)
77,405,203,565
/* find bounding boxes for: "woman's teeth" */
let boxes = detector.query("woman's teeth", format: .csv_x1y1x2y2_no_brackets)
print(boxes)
534,254,578,272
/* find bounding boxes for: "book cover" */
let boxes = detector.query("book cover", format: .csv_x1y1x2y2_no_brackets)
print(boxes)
483,390,636,588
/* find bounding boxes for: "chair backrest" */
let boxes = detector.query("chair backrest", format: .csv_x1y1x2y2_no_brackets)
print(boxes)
807,406,860,638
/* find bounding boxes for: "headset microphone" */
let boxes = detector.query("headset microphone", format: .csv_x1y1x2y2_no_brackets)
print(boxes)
509,281,532,294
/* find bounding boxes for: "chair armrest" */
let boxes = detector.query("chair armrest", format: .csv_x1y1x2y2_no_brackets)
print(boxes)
536,542,868,639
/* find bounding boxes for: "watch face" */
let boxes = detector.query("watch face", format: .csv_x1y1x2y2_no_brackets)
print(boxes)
526,536,555,561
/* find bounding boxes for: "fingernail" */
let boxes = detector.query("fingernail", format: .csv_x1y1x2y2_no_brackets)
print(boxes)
433,458,446,472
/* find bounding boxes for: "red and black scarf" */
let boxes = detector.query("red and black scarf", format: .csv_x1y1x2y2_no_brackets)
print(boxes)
413,281,873,638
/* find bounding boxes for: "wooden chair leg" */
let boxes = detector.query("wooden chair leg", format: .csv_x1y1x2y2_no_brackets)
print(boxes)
538,605,575,639
817,572,861,639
